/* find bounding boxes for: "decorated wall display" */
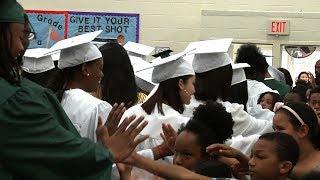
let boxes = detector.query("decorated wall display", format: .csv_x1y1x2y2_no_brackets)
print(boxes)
26,10,139,48
26,10,67,49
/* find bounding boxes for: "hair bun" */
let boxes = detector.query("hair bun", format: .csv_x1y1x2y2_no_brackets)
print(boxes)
190,100,234,143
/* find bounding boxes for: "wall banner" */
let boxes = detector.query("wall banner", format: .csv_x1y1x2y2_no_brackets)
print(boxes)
26,10,67,49
26,10,139,48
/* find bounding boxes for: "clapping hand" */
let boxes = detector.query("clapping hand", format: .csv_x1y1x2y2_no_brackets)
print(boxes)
97,113,149,163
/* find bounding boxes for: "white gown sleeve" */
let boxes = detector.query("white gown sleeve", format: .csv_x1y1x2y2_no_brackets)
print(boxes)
246,80,279,110
222,101,273,137
82,101,112,142
92,102,112,142
246,103,274,121
226,134,260,156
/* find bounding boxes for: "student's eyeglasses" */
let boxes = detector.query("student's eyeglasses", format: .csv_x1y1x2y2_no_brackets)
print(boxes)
23,29,36,41
23,14,37,41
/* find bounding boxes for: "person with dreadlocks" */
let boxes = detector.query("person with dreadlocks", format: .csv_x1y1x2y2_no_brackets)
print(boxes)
0,0,148,179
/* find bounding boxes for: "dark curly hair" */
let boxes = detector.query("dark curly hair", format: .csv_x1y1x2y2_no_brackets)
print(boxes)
179,100,234,156
235,44,268,81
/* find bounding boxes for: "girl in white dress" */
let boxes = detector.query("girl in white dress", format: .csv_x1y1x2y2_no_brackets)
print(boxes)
184,39,273,137
120,52,195,153
48,42,112,142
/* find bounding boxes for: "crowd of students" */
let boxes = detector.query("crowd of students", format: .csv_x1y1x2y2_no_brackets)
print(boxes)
2,0,320,179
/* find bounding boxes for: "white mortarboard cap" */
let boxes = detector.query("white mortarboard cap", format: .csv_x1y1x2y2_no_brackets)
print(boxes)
152,58,194,83
45,30,103,56
58,42,102,69
124,41,155,60
183,42,196,65
136,68,156,93
188,38,232,54
129,55,157,92
189,38,233,73
231,63,250,86
51,51,60,61
22,48,55,74
183,53,195,66
193,53,232,73
135,51,195,83
268,65,286,83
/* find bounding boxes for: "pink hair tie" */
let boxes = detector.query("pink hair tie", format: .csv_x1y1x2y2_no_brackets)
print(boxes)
274,102,305,125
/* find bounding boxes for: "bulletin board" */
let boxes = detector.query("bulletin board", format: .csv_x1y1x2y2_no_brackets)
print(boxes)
26,10,140,48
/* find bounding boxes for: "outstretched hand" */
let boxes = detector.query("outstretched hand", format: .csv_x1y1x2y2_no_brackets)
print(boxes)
206,143,250,176
97,115,149,163
309,72,316,88
105,103,126,136
160,123,177,155
206,144,239,158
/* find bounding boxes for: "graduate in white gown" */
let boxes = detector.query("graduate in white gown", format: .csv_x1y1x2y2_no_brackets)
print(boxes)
112,52,195,179
47,38,112,142
183,39,273,137
226,63,269,155
234,44,278,110
21,48,58,87
120,52,195,156
229,63,250,112
229,62,275,121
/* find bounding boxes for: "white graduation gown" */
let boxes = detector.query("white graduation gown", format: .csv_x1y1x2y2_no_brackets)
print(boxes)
226,134,260,156
120,103,189,152
118,103,189,179
247,103,274,122
183,96,273,137
246,79,278,111
61,89,112,142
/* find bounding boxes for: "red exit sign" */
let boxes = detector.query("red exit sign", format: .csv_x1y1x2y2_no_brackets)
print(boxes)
267,20,290,35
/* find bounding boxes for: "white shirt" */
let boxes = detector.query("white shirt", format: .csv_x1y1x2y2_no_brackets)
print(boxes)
61,89,112,142
183,96,273,137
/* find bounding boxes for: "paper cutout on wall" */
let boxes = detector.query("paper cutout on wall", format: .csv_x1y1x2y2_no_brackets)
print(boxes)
26,10,67,49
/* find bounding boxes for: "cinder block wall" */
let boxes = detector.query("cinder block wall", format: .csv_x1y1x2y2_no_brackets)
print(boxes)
18,0,320,66
18,0,202,52
200,0,320,66
202,0,320,12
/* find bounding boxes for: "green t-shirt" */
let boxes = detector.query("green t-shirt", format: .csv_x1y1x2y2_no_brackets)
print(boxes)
0,77,113,179
263,78,291,97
